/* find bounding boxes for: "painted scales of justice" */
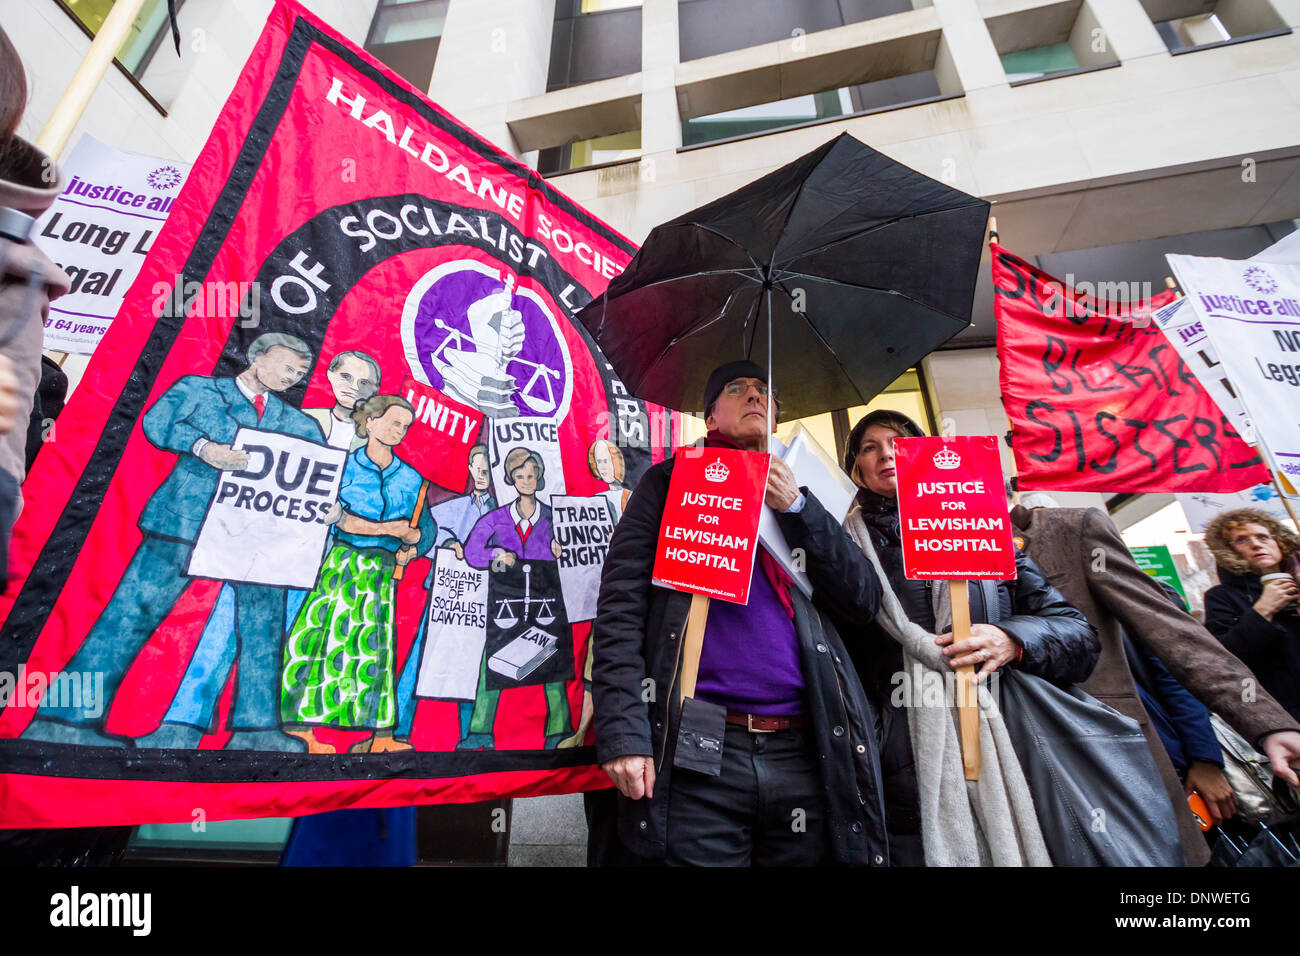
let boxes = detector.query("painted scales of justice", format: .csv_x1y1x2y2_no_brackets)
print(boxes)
430,276,563,417
488,562,560,681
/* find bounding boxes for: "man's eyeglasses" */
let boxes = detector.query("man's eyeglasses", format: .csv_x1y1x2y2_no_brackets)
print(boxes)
724,381,774,399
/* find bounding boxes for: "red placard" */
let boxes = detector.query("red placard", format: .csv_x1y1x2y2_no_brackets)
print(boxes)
399,377,483,491
895,436,1016,580
652,448,769,604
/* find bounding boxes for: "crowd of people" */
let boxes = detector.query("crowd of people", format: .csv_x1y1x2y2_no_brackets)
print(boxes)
589,362,1300,867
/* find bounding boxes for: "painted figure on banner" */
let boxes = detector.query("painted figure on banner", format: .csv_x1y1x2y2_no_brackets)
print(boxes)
303,350,381,452
589,438,630,522
144,348,382,748
460,446,574,749
23,333,326,752
394,442,496,744
281,394,435,754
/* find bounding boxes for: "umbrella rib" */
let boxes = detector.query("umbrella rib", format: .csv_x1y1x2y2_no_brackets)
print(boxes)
773,271,973,328
634,285,756,396
657,220,769,276
774,201,988,272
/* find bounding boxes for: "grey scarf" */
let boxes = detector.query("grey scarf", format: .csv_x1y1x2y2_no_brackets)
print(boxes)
845,504,1051,866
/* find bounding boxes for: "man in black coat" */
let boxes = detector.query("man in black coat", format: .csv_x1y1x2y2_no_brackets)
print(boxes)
590,361,891,866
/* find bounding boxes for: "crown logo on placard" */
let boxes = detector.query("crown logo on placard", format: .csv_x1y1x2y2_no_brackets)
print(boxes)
704,458,730,483
933,448,961,470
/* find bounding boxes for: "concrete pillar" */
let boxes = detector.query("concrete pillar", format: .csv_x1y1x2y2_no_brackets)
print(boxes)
931,0,1009,91
640,0,682,157
428,0,556,155
1082,0,1170,60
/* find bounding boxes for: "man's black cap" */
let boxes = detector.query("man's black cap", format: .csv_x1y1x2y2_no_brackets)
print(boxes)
703,360,768,415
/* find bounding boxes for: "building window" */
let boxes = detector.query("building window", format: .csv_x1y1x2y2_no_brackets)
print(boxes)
986,0,1120,86
537,129,641,174
1141,0,1291,52
548,1,643,92
999,42,1080,82
364,0,449,93
54,0,186,108
678,0,918,62
681,72,944,147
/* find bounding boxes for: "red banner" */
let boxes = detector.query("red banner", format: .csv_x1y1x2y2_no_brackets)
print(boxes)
0,0,678,828
652,448,768,604
895,437,1016,580
399,377,482,491
993,244,1268,493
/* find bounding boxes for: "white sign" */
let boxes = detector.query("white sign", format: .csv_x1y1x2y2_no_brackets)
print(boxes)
187,428,346,588
1151,297,1256,444
416,548,489,700
551,494,616,622
1177,486,1293,533
488,419,566,509
1169,235,1300,495
34,134,191,354
759,425,858,598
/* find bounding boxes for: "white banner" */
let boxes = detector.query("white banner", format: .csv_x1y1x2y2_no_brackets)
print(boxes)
1177,486,1293,533
1150,297,1255,444
187,428,346,587
551,494,615,622
416,548,489,700
34,134,191,354
759,425,858,598
487,418,566,509
1168,234,1300,496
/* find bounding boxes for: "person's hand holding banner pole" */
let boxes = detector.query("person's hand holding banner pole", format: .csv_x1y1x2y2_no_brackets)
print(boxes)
393,479,429,582
894,436,1018,781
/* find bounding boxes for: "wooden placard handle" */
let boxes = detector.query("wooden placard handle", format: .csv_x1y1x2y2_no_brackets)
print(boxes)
949,579,982,780
679,592,710,703
393,479,429,582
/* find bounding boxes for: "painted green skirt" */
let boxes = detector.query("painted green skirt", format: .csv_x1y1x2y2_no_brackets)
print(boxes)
281,545,397,730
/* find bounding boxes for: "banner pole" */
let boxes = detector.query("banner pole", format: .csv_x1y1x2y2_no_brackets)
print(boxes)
393,479,429,582
1272,475,1300,528
34,0,149,161
988,215,999,246
949,579,981,780
36,0,150,370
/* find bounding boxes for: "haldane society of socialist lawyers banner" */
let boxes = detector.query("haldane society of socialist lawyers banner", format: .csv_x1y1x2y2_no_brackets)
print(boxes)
0,0,679,827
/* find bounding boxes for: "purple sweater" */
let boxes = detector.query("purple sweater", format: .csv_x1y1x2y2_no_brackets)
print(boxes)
694,553,805,715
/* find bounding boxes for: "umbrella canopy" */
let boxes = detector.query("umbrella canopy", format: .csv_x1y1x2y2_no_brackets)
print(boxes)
575,132,990,421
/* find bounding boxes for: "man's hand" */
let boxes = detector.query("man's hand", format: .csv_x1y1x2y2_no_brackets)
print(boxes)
322,502,344,525
1254,577,1299,620
451,540,465,561
199,442,251,470
1185,760,1238,825
1261,730,1300,786
0,354,20,435
602,754,656,800
493,548,517,569
938,623,1019,683
396,545,417,567
765,457,800,512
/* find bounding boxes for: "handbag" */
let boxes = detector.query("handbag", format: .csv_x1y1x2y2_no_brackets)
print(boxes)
1209,713,1300,824
996,668,1186,866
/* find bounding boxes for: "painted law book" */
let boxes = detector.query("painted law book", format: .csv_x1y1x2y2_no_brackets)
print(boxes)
488,626,558,681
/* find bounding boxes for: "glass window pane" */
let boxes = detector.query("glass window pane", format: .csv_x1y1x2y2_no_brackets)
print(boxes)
370,0,448,45
999,42,1080,81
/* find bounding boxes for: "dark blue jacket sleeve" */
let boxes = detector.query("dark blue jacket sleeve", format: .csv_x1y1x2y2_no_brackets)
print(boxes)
1143,648,1223,766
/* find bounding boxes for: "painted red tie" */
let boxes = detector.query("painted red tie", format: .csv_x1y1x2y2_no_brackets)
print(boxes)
516,521,531,550
253,393,266,420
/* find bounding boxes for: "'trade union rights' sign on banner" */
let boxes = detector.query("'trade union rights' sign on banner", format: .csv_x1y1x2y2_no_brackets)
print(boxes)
894,436,1017,580
653,448,768,604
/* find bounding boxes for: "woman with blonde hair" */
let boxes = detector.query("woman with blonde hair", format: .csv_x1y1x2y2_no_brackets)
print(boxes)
1204,508,1300,722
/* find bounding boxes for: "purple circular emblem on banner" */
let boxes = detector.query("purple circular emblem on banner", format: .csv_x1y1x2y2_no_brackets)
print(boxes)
403,262,570,420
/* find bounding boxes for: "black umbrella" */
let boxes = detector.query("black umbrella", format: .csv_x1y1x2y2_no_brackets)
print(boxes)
575,132,990,423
